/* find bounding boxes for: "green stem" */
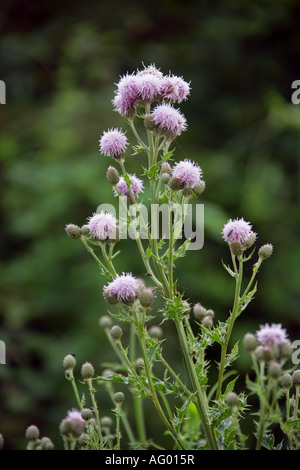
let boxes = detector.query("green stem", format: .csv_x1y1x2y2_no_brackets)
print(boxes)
216,255,243,400
87,378,104,447
174,317,218,450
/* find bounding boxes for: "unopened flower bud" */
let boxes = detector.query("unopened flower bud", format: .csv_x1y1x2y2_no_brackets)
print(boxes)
225,392,239,408
281,373,293,390
160,162,172,175
106,166,120,185
99,315,113,329
193,303,207,321
101,416,113,429
192,180,206,197
254,345,264,361
243,333,258,352
110,325,123,342
268,361,282,379
292,370,300,387
182,187,193,198
41,437,54,450
138,288,155,308
168,176,182,191
161,173,171,184
243,231,257,250
258,244,273,260
25,425,39,441
230,242,244,257
81,408,93,421
114,391,125,404
80,225,90,236
65,224,81,239
149,325,163,341
103,289,119,305
63,354,76,370
280,341,293,359
202,315,213,329
262,345,278,362
135,357,145,371
81,362,95,380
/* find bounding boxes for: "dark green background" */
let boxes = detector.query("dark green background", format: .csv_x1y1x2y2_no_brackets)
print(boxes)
1,0,300,449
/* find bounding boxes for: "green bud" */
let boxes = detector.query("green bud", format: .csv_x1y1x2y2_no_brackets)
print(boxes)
280,341,293,359
106,166,120,185
230,242,244,257
40,437,54,450
101,416,113,429
243,232,256,250
65,224,81,239
81,408,93,421
292,370,300,387
268,361,282,379
59,418,74,436
193,303,207,321
138,288,155,308
149,325,163,341
81,362,95,380
243,333,258,352
114,391,125,404
192,180,206,197
63,354,76,370
161,173,171,184
25,425,39,441
254,345,264,361
225,392,239,408
160,162,172,175
103,289,119,305
110,325,123,342
281,373,293,390
80,225,90,236
202,315,213,329
135,357,145,372
168,176,182,191
182,187,193,198
99,315,113,329
258,244,273,260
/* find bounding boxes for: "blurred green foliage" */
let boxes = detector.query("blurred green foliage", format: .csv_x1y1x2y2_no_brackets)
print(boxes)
0,0,300,449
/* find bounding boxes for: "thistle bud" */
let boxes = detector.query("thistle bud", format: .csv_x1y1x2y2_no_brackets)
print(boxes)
63,354,76,370
80,225,90,236
81,362,95,380
135,357,145,372
103,289,119,305
160,162,172,175
202,315,213,329
243,333,258,352
65,224,81,239
193,303,207,321
225,392,239,409
41,437,54,450
99,315,113,329
168,176,182,191
230,242,244,257
101,416,113,429
182,187,193,198
110,325,123,342
81,408,93,421
149,325,163,341
192,180,206,197
292,370,300,387
243,231,257,250
161,173,171,184
25,425,39,442
254,345,264,361
268,361,282,379
280,341,293,359
258,244,273,260
106,166,120,185
114,391,125,404
138,288,155,308
281,373,293,390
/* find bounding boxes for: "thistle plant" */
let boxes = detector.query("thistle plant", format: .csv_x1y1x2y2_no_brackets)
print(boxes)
18,64,299,451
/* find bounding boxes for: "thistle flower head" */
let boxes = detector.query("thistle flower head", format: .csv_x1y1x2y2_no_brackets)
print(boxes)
103,273,139,304
222,218,253,245
88,211,118,241
114,174,144,201
137,64,164,79
99,128,128,159
136,73,163,102
161,75,191,103
112,73,139,119
172,159,202,188
256,323,288,347
67,409,85,424
112,93,137,119
151,103,187,140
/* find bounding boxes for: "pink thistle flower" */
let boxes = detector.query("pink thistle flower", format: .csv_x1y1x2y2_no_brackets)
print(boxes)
222,218,253,245
136,73,163,102
151,103,187,140
112,93,138,119
161,75,191,103
256,323,288,347
113,73,139,119
137,64,164,79
172,159,202,188
114,174,144,201
99,128,128,159
67,409,85,424
88,211,118,241
103,273,139,304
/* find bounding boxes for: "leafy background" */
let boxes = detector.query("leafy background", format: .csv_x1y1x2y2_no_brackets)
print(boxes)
0,0,300,449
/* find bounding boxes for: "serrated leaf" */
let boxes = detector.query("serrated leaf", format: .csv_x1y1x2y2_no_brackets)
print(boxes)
221,259,237,278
